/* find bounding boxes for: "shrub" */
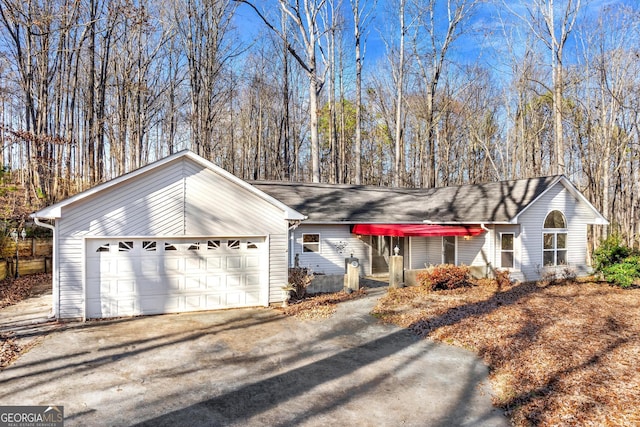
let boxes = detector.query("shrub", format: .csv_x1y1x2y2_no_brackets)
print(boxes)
417,264,471,291
285,267,314,300
601,261,640,288
593,235,632,272
494,269,512,288
593,236,640,288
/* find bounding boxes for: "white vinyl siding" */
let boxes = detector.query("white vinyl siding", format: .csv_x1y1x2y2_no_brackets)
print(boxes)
293,224,370,275
55,157,290,319
409,237,444,269
518,182,596,281
457,234,492,267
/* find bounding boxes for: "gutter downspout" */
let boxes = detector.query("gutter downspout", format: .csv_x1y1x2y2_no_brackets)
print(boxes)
480,223,493,277
33,217,57,319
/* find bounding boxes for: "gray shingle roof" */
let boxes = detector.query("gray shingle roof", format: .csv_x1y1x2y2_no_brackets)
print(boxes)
251,176,561,223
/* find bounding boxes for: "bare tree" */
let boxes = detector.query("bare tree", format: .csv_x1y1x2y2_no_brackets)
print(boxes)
235,0,330,183
413,0,481,188
506,0,582,175
349,0,375,184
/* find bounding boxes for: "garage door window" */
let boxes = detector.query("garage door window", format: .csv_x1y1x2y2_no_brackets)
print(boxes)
97,243,110,252
208,240,220,250
143,241,156,251
119,241,134,252
247,241,259,249
188,242,200,251
228,240,240,250
165,243,177,251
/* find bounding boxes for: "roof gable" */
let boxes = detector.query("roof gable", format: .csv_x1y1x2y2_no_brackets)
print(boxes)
32,150,305,221
512,175,608,225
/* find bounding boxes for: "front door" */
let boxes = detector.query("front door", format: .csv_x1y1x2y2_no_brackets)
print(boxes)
442,236,456,265
371,236,404,274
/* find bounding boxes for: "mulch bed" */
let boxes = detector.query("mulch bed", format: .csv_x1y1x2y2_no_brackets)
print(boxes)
372,279,640,426
277,288,367,320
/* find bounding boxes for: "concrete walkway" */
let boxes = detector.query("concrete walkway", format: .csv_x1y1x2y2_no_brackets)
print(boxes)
0,292,60,348
0,287,509,426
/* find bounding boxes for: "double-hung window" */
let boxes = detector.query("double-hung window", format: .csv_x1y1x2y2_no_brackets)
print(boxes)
501,233,515,269
302,233,320,253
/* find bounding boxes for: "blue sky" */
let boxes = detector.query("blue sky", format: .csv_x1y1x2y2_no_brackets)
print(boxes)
233,1,640,72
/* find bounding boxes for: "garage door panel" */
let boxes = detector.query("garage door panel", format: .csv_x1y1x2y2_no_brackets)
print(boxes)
86,237,267,318
185,277,204,290
141,258,161,273
115,259,136,274
246,274,261,287
226,275,242,288
206,257,222,270
116,280,135,294
226,256,242,269
206,275,223,290
246,255,260,268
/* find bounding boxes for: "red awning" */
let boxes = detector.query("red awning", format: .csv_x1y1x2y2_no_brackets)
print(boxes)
351,224,485,237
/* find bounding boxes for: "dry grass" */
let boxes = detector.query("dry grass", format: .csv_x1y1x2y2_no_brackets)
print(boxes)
277,288,367,320
372,278,640,427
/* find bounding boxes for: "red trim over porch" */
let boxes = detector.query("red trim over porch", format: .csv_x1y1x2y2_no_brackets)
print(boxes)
351,224,485,237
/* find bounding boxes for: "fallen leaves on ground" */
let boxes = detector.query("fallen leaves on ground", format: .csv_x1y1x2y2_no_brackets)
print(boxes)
372,279,640,427
0,273,52,309
0,332,21,370
277,289,367,320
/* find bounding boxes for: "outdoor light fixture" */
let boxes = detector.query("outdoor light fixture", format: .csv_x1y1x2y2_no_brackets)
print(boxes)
394,245,400,256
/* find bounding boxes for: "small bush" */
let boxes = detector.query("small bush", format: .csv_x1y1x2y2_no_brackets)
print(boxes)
593,236,640,288
601,258,640,288
494,269,512,288
285,267,314,300
593,235,632,272
417,264,471,291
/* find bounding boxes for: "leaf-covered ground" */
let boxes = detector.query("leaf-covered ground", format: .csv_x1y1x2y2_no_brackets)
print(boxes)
277,289,367,320
0,273,52,309
372,279,640,426
0,273,52,369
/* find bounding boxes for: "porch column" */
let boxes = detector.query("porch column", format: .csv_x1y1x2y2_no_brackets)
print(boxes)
389,254,404,288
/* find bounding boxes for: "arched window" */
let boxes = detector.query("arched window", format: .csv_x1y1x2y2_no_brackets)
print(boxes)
543,210,567,266
544,210,566,229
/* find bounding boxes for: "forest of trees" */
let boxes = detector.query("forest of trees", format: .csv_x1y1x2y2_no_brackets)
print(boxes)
0,0,638,248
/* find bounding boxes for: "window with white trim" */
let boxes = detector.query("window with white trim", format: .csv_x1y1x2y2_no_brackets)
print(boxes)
543,210,568,266
302,234,320,253
500,233,514,269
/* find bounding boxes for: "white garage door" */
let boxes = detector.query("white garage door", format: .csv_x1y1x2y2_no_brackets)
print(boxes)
85,237,267,318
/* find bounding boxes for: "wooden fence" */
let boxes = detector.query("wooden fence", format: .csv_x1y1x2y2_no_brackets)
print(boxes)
0,238,53,280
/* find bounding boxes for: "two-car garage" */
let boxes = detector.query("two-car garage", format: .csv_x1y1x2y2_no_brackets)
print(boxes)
32,151,305,320
85,237,268,319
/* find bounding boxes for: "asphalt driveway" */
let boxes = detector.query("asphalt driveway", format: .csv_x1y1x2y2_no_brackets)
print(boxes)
0,287,508,426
